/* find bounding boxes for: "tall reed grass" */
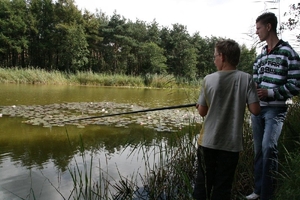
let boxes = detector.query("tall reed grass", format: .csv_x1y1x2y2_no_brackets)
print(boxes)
68,71,145,87
55,115,253,200
275,97,300,199
36,119,199,200
0,68,202,88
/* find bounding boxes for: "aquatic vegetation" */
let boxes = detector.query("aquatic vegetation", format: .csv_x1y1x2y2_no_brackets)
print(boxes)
0,102,201,133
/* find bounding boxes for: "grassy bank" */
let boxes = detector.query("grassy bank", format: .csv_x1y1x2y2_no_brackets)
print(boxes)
0,67,201,89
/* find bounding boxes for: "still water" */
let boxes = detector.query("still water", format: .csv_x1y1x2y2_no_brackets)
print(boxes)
0,84,198,199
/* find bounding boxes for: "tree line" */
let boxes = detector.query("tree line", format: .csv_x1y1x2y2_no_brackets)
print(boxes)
0,0,257,79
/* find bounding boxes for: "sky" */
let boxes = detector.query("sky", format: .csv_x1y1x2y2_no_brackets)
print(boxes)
74,0,299,52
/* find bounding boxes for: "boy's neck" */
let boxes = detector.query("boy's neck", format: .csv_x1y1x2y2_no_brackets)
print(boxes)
266,34,280,51
220,63,236,71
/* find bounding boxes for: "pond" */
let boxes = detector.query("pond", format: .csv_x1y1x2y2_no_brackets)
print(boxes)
0,83,200,199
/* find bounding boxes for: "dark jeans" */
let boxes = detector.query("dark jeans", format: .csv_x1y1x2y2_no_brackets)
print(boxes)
193,146,239,200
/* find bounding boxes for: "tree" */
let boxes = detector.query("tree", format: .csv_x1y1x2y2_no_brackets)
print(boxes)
191,34,219,77
56,23,89,72
29,0,55,69
82,10,104,71
53,0,86,71
124,19,148,75
100,12,131,74
0,0,12,67
140,42,167,74
0,0,259,79
238,44,256,74
160,24,197,79
146,20,161,45
281,3,300,51
0,0,28,67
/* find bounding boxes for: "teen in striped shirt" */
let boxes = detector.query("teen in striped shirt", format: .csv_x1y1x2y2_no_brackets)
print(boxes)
246,12,300,200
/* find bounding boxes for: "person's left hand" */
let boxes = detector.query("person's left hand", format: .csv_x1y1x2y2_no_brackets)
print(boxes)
257,88,268,100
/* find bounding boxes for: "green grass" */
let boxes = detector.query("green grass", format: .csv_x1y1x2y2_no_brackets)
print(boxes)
275,150,300,200
0,67,68,85
275,98,300,200
0,67,202,89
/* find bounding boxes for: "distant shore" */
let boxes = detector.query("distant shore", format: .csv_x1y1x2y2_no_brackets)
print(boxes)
0,67,202,89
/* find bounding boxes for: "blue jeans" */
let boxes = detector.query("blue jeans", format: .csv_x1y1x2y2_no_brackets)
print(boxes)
251,106,287,200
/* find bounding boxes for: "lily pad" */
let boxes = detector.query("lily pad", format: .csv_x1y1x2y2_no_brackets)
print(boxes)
0,101,202,132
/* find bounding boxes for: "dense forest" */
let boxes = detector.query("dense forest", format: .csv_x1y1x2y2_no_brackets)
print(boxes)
0,0,260,79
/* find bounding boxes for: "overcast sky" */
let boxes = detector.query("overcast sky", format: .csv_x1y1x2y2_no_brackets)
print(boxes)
74,0,299,51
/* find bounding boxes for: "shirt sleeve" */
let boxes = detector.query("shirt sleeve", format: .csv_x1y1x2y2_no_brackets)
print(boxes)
198,79,207,106
247,76,260,104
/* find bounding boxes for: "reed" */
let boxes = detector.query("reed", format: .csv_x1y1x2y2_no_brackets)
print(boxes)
0,67,68,84
83,100,299,200
232,111,256,199
69,71,145,87
0,67,202,88
125,123,199,200
62,132,114,199
275,150,300,200
274,97,300,199
145,74,177,88
59,118,199,200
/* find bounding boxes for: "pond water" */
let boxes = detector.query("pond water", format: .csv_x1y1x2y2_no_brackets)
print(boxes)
0,83,199,199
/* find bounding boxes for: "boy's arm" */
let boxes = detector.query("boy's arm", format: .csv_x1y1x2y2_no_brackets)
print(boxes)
196,104,208,117
248,102,260,116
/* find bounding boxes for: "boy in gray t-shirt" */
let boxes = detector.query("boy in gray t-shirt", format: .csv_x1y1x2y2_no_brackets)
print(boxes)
192,39,260,200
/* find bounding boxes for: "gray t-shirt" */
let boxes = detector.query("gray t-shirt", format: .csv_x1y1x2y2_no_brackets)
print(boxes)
197,70,259,152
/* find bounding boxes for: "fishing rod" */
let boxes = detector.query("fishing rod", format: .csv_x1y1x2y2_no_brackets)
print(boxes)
64,103,196,122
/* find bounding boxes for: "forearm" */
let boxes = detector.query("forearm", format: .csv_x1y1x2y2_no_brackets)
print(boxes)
196,104,208,117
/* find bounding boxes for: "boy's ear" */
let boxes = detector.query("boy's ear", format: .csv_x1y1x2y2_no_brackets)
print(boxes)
267,23,271,32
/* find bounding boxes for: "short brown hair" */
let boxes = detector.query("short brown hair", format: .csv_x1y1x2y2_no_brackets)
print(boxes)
215,39,240,67
256,12,278,33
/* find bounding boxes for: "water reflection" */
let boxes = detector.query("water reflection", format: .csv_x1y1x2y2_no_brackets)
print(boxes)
0,117,173,170
0,84,198,199
0,125,188,199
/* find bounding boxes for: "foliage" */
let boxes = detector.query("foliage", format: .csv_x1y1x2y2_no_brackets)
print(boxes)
238,45,257,74
0,0,256,79
232,111,255,199
280,96,300,153
275,96,300,199
281,3,300,40
140,42,167,75
276,96,300,199
275,150,300,200
192,34,219,76
280,2,300,55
